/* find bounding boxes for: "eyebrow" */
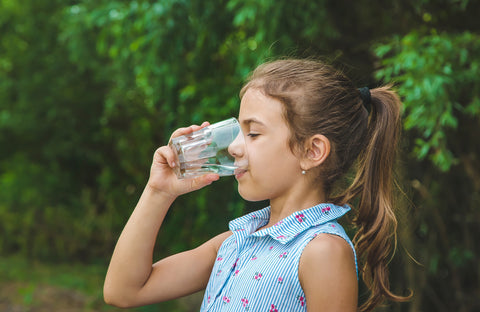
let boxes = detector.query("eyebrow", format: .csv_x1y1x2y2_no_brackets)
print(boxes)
241,118,266,127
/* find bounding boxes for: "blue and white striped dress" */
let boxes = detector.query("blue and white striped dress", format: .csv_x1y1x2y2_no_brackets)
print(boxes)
200,203,357,312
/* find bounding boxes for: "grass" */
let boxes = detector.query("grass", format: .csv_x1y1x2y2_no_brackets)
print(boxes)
0,255,201,312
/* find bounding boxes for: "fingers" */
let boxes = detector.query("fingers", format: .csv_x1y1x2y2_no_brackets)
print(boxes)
170,121,210,140
188,174,220,192
154,145,176,168
157,122,211,169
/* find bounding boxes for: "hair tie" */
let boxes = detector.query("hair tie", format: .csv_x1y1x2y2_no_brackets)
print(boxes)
358,87,371,113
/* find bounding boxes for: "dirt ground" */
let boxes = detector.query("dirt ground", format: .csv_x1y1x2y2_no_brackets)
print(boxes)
0,282,204,312
0,282,103,312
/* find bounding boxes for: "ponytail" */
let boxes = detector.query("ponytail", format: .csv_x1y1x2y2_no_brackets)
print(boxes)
338,85,411,311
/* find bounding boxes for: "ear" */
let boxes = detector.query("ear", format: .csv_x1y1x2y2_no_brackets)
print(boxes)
300,134,331,170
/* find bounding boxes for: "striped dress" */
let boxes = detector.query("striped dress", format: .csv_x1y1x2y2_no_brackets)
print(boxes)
200,203,357,312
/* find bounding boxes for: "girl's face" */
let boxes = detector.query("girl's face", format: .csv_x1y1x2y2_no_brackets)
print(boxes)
232,88,304,202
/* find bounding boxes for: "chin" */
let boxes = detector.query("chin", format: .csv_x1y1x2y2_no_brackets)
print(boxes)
237,184,269,202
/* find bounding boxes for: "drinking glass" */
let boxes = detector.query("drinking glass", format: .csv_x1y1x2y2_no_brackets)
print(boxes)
169,118,247,179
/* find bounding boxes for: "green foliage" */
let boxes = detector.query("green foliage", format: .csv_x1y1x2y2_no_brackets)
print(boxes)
372,8,480,308
375,31,480,171
0,0,345,263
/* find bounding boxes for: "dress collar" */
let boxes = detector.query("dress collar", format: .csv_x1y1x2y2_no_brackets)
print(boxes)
229,203,351,244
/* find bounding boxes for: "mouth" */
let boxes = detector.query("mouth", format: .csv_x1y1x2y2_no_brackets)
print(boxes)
234,168,247,178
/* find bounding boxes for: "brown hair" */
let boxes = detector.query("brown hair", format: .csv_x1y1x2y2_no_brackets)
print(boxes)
240,59,410,311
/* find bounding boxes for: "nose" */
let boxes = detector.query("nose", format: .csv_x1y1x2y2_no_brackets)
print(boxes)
228,132,246,159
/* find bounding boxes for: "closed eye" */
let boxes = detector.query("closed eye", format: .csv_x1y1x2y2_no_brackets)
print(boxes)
247,133,260,138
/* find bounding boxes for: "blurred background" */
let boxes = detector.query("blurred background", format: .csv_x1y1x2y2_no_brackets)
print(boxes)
0,0,479,311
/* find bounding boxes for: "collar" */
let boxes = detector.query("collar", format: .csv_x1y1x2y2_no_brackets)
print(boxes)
229,203,351,244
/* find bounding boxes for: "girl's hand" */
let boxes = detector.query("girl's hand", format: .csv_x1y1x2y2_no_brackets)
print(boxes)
147,122,220,198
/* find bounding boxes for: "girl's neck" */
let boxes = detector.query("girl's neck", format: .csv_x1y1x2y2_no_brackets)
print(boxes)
267,187,326,226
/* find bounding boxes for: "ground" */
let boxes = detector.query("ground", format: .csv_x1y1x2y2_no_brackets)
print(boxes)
0,256,204,312
0,281,203,312
0,282,93,312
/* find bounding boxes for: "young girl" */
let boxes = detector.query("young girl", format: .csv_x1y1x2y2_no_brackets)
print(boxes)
104,59,409,311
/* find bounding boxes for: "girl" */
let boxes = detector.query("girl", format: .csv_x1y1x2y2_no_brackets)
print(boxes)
104,59,409,311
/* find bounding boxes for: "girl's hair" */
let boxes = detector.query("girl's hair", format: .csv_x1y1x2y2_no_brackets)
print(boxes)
240,58,410,312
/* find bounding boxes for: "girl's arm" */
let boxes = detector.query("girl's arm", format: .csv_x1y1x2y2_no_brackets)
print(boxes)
299,234,358,312
103,123,225,308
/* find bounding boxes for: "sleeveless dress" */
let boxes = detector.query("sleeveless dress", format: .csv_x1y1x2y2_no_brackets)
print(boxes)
200,203,357,312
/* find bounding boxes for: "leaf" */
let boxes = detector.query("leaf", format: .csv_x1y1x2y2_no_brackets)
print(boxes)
375,30,480,171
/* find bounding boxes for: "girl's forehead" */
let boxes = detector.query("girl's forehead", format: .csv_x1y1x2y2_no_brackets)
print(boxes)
239,89,284,126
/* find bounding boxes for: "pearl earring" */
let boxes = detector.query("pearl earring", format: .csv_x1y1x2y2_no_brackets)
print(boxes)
301,170,306,175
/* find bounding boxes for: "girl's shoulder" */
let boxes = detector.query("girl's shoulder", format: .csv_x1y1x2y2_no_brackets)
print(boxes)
298,232,358,310
305,220,358,276
205,231,234,255
302,231,355,263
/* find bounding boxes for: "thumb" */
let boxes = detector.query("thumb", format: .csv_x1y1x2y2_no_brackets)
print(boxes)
188,174,220,192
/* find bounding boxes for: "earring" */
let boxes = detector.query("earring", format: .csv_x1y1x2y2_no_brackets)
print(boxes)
301,170,306,175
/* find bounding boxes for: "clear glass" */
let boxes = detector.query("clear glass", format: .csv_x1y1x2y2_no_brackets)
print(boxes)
169,118,247,179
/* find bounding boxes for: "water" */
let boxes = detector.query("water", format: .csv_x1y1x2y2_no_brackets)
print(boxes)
171,145,240,178
178,163,238,178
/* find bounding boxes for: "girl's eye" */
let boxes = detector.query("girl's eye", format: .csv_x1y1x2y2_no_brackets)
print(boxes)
247,133,260,138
